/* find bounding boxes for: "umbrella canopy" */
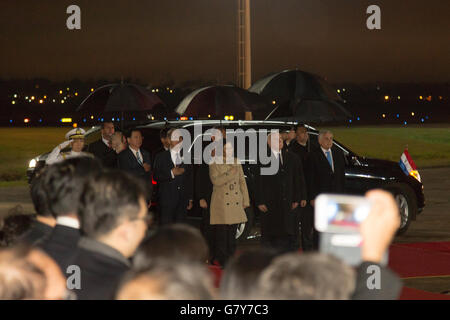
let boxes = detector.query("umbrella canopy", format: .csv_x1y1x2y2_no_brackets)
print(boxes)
77,83,166,116
273,100,352,123
249,69,351,122
175,85,269,118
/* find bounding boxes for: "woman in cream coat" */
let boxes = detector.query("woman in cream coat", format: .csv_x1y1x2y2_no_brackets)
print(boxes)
209,142,250,267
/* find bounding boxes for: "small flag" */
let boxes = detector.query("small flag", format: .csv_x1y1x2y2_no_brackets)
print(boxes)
399,148,421,182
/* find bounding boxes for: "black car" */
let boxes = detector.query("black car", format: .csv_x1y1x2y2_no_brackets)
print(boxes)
27,120,425,237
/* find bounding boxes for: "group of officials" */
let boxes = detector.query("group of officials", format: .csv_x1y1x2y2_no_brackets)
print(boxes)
45,122,346,267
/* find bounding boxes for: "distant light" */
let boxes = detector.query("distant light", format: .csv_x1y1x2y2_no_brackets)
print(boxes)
169,89,173,93
397,96,401,100
75,92,78,96
9,120,13,123
59,90,63,94
349,119,352,123
112,118,115,121
163,117,167,120
101,118,104,122
151,89,155,93
357,117,360,121
230,115,234,120
342,88,346,92
133,117,136,121
52,99,56,103
24,118,30,123
43,95,47,99
39,99,43,104
439,96,443,100
224,116,229,121
419,96,423,100
180,116,188,121
66,87,70,91
13,94,17,98
421,118,424,123
411,112,415,116
31,96,35,100
64,97,67,100
90,115,94,119
425,116,429,119
272,100,276,105
384,95,389,101
11,101,15,105
61,118,72,123
426,95,432,102
83,118,86,123
176,117,179,120
404,121,407,125
73,123,77,128
208,114,211,118
25,96,28,99
189,117,193,120
91,88,94,92
337,89,341,93
61,100,65,104
155,89,159,92
382,114,386,118
396,114,400,118
39,119,42,123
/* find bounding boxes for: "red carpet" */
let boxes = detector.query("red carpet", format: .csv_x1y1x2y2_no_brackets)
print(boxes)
388,242,450,278
399,287,450,300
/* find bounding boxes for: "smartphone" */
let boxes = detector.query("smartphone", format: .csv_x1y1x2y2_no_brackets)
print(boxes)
314,194,388,266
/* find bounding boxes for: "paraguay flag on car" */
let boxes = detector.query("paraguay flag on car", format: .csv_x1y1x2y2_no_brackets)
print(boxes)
399,148,421,182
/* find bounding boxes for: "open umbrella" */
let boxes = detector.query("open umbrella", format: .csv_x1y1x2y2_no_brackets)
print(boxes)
249,69,352,122
77,83,167,122
175,85,269,118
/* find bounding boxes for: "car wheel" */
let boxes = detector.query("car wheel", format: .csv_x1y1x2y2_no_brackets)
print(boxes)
236,206,254,242
385,183,417,235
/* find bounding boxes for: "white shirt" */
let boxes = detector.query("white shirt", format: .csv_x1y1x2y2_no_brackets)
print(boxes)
272,150,283,164
170,147,182,179
102,137,110,148
321,147,334,172
56,216,80,229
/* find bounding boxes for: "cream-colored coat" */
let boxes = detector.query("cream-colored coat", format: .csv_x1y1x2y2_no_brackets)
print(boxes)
209,159,250,225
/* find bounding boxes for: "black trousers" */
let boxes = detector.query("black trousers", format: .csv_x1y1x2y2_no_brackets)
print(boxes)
210,224,237,267
159,199,187,225
300,205,316,251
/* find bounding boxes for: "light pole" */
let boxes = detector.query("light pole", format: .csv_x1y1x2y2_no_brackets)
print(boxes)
237,0,252,119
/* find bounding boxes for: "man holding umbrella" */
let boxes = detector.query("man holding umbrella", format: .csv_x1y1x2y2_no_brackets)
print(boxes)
88,121,117,168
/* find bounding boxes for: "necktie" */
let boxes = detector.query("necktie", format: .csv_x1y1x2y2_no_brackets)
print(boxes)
326,150,333,170
136,150,143,166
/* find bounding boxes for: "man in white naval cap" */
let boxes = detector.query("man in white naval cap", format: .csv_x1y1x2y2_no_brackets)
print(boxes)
46,128,93,165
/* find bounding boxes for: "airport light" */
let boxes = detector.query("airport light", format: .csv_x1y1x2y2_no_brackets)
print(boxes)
24,118,30,123
61,118,72,123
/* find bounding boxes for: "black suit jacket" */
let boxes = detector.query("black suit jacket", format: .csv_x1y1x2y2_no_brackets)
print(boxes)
19,220,53,247
68,237,130,300
117,147,153,199
308,145,346,200
87,139,117,168
153,149,193,207
254,149,301,236
288,141,312,200
39,224,80,273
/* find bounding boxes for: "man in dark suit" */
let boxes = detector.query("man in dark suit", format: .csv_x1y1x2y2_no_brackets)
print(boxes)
69,171,150,300
87,122,117,168
117,128,153,202
151,128,170,167
287,124,315,251
309,130,346,249
255,132,302,254
153,128,193,225
39,157,102,273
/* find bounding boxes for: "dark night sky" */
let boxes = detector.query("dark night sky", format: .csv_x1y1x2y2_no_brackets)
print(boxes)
1,0,449,84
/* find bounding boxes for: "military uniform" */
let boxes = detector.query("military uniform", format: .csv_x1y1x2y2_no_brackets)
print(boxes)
46,128,93,165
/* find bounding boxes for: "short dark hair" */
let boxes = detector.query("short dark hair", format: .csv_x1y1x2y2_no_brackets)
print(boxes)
0,215,33,247
100,121,114,129
133,224,208,269
294,123,307,132
78,170,146,238
220,249,277,299
256,253,356,300
125,128,142,139
43,157,103,217
159,128,170,139
29,168,52,217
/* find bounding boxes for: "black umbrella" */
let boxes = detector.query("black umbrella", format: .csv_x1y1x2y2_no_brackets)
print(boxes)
77,83,167,122
175,85,269,118
250,69,352,122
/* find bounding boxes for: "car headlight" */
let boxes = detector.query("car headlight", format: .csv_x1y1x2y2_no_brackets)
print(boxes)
29,159,37,169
